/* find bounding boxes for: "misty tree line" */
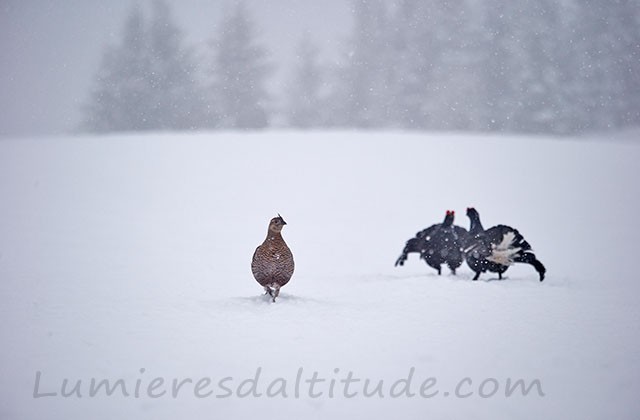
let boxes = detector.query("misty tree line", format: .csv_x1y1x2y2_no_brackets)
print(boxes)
82,0,640,135
82,1,269,132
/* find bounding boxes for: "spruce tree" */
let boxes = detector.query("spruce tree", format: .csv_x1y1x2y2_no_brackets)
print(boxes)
287,33,324,128
82,2,203,133
336,0,392,128
147,0,205,130
209,2,271,129
82,5,152,132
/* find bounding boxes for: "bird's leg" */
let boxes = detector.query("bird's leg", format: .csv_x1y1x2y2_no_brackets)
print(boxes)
264,287,273,297
271,284,280,303
472,271,480,281
498,272,503,280
437,266,442,275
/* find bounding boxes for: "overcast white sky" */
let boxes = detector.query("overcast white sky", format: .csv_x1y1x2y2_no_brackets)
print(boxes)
0,0,352,138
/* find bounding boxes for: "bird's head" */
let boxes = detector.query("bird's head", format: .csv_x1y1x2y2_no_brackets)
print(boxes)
466,207,484,233
269,214,287,233
443,210,455,226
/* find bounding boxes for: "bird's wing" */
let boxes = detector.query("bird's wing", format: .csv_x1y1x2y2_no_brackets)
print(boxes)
452,225,470,245
416,223,439,240
463,232,491,257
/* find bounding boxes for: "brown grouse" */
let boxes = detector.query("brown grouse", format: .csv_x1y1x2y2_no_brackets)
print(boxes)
251,214,295,302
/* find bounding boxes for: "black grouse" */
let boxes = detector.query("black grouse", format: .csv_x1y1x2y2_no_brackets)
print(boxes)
464,207,546,281
395,210,470,275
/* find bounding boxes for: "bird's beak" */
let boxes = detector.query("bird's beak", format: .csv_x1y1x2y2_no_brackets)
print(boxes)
278,213,287,225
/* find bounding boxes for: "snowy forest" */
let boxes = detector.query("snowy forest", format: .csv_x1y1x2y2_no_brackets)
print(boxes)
82,0,640,135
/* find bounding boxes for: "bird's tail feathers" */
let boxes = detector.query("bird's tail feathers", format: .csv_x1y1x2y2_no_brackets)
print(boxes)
486,231,521,266
395,237,423,266
513,252,546,281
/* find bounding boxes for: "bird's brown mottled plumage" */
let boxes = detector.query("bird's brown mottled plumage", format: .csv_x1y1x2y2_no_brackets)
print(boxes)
251,215,294,302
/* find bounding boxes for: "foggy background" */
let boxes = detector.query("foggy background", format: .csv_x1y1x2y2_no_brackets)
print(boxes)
1,0,639,138
0,0,350,137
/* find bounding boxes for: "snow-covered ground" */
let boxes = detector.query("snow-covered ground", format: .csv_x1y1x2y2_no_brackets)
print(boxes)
1,131,639,419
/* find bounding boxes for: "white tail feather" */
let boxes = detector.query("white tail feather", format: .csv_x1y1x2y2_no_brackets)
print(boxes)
486,231,521,266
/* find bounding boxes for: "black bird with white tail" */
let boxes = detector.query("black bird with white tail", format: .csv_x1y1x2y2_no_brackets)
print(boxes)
464,207,546,281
